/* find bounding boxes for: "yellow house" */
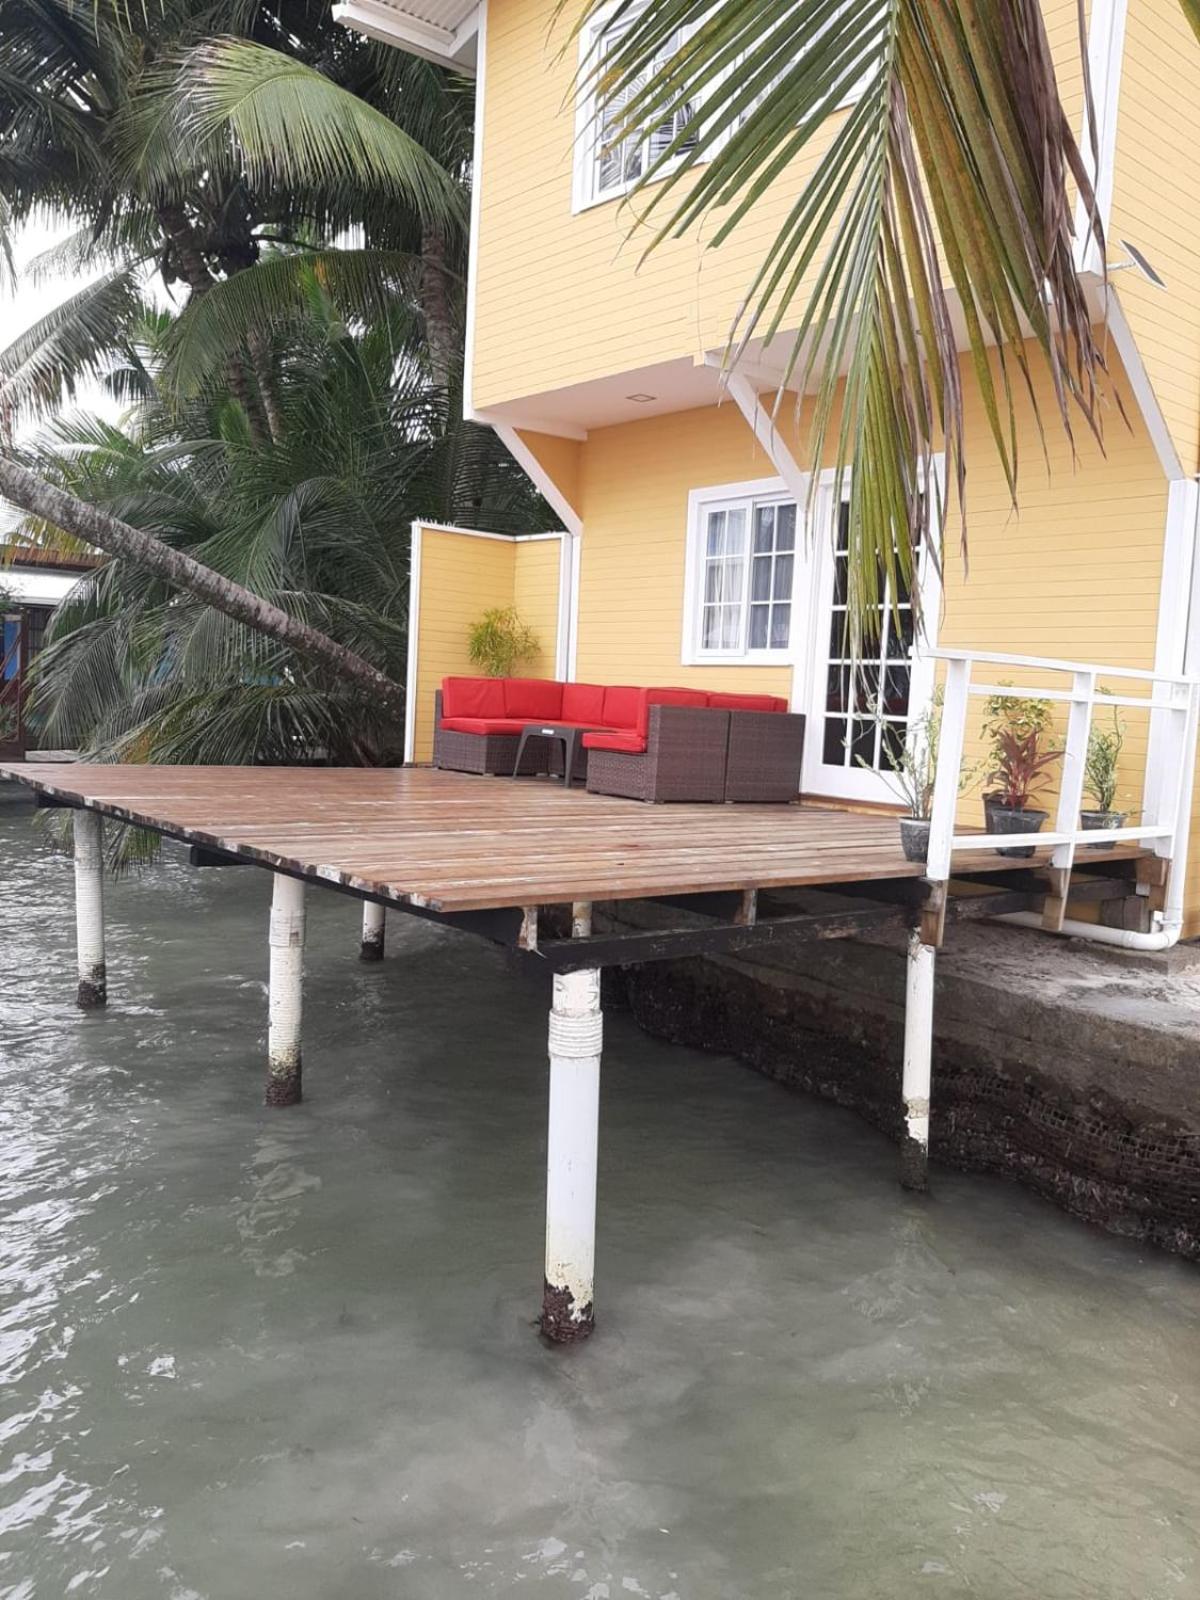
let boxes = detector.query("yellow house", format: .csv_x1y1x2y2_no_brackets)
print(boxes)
336,0,1200,921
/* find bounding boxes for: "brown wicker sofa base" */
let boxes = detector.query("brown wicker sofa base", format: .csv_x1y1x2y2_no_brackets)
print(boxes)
431,693,586,779
584,706,730,803
724,709,807,803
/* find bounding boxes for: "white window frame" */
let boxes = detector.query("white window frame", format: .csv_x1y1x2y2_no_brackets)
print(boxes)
681,476,810,665
571,1,872,215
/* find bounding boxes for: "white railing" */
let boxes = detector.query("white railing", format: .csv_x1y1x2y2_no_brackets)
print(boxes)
925,650,1200,896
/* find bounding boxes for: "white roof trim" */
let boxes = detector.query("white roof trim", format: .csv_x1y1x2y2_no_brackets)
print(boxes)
333,0,480,72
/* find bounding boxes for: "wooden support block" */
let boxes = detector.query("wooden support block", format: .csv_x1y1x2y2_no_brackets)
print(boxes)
519,905,540,952
735,888,758,927
1040,866,1070,933
918,881,947,948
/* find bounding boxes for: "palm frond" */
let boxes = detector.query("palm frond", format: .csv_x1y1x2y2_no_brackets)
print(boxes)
0,268,146,424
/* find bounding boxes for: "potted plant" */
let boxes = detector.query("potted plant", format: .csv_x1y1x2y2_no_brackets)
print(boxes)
979,686,1054,830
859,689,966,863
467,606,540,678
984,726,1061,856
1081,695,1128,846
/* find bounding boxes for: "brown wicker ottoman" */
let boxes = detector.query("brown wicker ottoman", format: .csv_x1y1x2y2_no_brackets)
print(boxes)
723,710,806,802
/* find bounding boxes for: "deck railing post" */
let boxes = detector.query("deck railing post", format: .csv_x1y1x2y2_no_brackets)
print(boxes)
360,901,386,962
267,873,306,1107
900,928,935,1191
73,808,106,1010
542,962,602,1343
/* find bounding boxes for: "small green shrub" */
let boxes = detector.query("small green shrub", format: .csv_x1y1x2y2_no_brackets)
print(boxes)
467,607,540,678
1084,694,1126,813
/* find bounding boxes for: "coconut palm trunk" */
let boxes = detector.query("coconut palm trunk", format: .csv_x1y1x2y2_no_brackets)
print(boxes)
0,456,405,715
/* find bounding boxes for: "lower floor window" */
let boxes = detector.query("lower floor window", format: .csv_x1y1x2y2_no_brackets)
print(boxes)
695,494,796,658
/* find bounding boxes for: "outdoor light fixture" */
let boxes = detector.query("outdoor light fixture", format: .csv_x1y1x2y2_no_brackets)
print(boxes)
1111,240,1167,288
626,392,656,402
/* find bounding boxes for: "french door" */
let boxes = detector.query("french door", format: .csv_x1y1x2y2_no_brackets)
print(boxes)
798,478,939,804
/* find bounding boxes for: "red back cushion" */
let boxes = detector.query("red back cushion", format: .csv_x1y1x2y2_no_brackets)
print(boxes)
502,677,564,720
601,685,644,732
442,676,507,718
706,692,788,713
645,687,710,735
561,682,608,724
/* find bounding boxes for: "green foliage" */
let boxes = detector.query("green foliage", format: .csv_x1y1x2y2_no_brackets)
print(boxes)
858,687,969,819
1083,696,1126,814
981,685,1054,747
467,607,540,678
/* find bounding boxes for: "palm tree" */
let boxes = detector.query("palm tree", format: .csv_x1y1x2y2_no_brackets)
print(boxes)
16,275,553,797
566,0,1200,634
0,2,466,428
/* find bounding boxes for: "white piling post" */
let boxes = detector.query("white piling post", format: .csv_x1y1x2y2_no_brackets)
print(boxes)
266,873,306,1107
360,901,386,962
542,965,602,1343
900,929,935,1191
73,808,106,1010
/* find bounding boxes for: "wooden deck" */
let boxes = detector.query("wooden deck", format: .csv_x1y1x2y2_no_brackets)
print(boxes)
0,762,1147,914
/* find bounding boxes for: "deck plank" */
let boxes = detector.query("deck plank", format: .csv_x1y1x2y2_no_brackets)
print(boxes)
0,763,1148,913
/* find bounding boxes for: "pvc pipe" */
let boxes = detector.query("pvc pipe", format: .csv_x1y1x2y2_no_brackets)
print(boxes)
360,900,386,962
542,966,602,1343
266,874,306,1106
992,909,1182,951
900,930,934,1191
73,808,106,1010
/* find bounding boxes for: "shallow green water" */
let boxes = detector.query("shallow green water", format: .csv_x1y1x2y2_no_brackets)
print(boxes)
1,804,1197,1600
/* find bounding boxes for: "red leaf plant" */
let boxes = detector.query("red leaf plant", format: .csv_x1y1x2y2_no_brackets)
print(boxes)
985,727,1061,811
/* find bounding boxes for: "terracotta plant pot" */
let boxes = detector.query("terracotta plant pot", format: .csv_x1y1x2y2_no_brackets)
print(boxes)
990,805,1049,858
899,816,930,863
1080,809,1127,849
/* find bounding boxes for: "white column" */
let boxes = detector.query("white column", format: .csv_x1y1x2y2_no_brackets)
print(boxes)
266,874,306,1106
360,901,386,962
900,930,935,1191
542,966,602,1343
73,808,106,1010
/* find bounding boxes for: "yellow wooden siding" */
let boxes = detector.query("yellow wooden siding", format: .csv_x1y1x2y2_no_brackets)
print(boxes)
514,428,583,521
512,537,563,674
1108,0,1200,473
474,0,1089,410
575,400,792,696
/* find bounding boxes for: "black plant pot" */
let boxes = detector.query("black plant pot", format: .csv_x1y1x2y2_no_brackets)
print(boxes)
982,792,1004,832
1080,809,1127,848
990,805,1049,858
899,816,930,863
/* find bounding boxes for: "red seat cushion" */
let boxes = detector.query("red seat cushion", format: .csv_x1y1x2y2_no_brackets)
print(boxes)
601,685,644,732
562,682,607,724
440,717,529,735
582,729,647,754
442,676,507,719
503,677,564,720
706,692,789,713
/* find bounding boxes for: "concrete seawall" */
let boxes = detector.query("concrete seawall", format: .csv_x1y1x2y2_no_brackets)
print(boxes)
603,906,1200,1260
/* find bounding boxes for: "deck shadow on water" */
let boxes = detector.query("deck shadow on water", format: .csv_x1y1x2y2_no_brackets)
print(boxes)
1,815,1198,1600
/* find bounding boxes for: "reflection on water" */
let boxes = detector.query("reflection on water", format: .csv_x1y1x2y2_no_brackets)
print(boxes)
1,807,1197,1600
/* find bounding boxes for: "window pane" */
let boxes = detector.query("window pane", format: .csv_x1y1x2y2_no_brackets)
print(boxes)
773,552,794,600
889,608,915,657
770,603,790,649
829,608,848,657
826,664,850,713
701,607,720,650
753,505,775,553
883,665,911,716
719,604,740,650
751,554,772,602
706,509,727,557
748,604,769,650
724,507,748,553
776,503,796,550
833,553,848,606
823,717,849,766
850,718,876,766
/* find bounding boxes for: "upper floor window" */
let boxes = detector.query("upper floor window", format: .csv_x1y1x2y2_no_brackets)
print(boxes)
575,4,698,210
572,2,875,214
684,481,798,661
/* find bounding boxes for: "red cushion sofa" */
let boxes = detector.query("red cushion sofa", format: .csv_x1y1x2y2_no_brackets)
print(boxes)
433,677,806,802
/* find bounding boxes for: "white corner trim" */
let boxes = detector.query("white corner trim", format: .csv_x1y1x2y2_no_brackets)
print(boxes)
567,529,582,679
462,0,488,418
1073,0,1128,277
1144,476,1200,823
492,420,584,536
332,0,478,72
404,519,424,763
1105,285,1184,480
725,373,810,506
555,532,575,679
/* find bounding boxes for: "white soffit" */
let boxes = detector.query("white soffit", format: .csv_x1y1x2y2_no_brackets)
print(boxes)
332,0,481,71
